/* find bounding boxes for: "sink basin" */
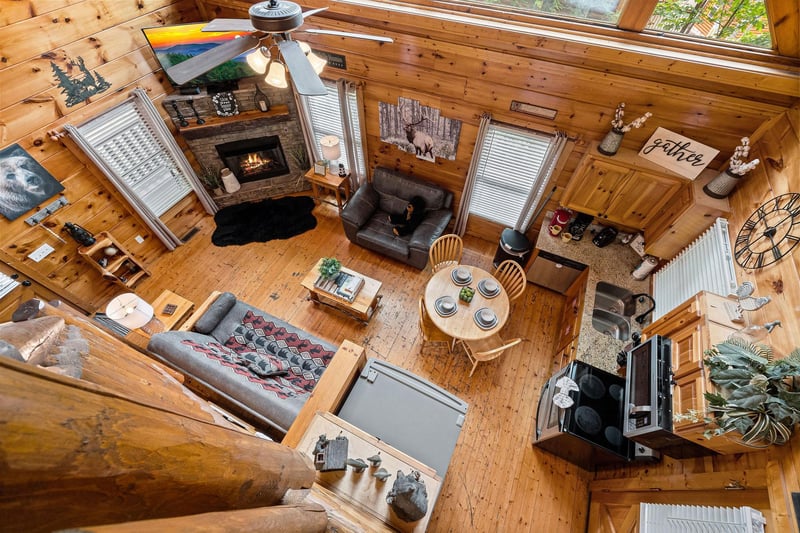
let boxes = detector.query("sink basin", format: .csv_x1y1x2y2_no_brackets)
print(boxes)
592,309,631,341
594,282,636,317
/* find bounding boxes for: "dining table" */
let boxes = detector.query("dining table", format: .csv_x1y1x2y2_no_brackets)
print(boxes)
424,264,510,342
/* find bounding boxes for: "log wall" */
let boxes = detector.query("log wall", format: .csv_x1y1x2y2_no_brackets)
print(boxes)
0,0,206,313
198,0,799,243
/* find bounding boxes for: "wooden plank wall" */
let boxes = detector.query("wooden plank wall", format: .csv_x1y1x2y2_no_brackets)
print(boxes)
0,0,206,312
197,0,799,242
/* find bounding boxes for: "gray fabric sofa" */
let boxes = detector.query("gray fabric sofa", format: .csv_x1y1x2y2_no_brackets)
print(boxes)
146,292,339,436
340,167,453,269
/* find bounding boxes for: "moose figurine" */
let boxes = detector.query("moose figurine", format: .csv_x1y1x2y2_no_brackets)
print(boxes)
404,117,434,159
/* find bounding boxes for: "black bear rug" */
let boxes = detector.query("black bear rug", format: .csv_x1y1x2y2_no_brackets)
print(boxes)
211,195,317,247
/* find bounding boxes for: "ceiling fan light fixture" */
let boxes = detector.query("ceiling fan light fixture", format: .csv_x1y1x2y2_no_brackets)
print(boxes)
265,60,288,88
246,46,271,74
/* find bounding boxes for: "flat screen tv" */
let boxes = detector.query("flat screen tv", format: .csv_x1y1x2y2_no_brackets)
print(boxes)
142,23,257,87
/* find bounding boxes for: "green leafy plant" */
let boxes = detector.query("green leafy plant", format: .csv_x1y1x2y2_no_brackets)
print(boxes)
702,338,800,446
319,257,341,279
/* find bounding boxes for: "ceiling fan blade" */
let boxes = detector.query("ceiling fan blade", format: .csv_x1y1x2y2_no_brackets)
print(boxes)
166,34,261,86
301,29,393,43
202,18,257,32
278,40,327,96
303,7,328,19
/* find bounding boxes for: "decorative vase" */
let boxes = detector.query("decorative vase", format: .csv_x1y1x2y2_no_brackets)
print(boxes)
220,168,241,194
703,168,743,199
597,128,625,156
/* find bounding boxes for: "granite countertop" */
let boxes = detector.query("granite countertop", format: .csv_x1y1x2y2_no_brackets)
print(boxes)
536,214,653,373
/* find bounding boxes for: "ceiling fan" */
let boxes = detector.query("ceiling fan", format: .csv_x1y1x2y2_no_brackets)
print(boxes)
166,0,392,96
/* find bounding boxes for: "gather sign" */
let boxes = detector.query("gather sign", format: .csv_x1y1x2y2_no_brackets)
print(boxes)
638,127,719,180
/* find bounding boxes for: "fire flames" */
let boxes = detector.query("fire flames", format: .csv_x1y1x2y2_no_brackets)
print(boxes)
240,152,274,175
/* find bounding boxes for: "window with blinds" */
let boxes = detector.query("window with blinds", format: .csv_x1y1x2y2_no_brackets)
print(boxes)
469,123,554,227
303,81,366,177
75,99,192,217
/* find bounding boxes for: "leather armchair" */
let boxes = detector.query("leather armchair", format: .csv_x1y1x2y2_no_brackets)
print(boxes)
340,167,453,269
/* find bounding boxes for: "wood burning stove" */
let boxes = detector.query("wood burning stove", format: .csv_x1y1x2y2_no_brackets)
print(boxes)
216,136,290,183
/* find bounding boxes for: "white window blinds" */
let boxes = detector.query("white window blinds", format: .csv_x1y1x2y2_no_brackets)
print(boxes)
468,124,554,228
74,99,192,217
302,80,366,178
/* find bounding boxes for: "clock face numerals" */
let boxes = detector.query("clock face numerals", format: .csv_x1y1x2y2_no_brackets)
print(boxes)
734,192,800,269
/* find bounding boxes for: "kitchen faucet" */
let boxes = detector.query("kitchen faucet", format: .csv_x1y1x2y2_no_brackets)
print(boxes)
631,293,656,325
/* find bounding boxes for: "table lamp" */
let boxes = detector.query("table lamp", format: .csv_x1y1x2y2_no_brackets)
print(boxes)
320,135,341,170
105,293,154,329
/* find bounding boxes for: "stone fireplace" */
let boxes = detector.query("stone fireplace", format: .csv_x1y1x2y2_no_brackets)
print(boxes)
164,81,309,207
216,135,290,184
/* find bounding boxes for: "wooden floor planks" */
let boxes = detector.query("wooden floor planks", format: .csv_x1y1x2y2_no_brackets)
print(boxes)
134,198,592,532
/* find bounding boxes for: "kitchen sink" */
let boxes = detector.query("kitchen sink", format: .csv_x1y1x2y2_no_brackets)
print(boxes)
594,282,636,317
591,308,631,341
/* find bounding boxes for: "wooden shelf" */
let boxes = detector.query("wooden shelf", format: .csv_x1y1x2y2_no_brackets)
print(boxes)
79,231,150,289
177,105,289,133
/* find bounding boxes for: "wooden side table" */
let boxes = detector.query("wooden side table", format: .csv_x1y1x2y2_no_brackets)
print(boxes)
111,290,194,349
305,168,351,211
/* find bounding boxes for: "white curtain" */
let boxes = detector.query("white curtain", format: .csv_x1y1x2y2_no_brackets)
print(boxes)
515,131,569,232
337,79,368,189
65,89,216,250
453,113,492,236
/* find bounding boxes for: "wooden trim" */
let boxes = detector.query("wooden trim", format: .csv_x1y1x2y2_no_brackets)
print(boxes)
590,469,768,492
282,340,367,448
617,0,659,31
765,0,800,58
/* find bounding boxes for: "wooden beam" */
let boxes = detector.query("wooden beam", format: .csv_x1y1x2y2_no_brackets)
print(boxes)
0,357,316,532
617,0,659,31
589,469,768,492
73,504,328,532
766,0,800,58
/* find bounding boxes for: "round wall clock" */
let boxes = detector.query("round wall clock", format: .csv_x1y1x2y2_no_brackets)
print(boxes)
734,192,800,269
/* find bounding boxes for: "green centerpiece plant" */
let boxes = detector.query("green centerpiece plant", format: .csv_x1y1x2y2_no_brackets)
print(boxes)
701,338,800,446
319,257,342,280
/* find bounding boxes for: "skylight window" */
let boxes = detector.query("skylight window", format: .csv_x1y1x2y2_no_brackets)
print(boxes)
646,0,772,48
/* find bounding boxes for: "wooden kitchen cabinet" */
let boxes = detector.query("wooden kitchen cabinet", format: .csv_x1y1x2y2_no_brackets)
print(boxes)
645,169,731,260
553,268,589,369
561,144,687,231
643,291,750,454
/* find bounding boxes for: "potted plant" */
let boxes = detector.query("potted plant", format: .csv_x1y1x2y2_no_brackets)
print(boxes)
198,166,223,195
319,257,342,280
701,338,800,446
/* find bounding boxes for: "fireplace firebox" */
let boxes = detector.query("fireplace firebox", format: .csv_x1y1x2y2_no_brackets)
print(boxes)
216,136,290,183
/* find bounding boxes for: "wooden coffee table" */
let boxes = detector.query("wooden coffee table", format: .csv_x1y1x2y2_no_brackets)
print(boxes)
300,259,382,324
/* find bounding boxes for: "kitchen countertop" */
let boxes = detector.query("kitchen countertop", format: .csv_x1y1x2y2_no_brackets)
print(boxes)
536,214,653,373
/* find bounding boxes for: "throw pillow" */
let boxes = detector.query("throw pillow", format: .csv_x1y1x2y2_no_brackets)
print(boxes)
194,292,237,333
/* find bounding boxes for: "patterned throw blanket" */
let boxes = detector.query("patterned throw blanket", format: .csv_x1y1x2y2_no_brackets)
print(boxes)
180,311,335,400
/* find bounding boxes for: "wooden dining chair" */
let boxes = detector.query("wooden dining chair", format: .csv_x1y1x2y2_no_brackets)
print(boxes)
493,259,527,301
418,296,452,350
428,234,463,273
457,335,523,377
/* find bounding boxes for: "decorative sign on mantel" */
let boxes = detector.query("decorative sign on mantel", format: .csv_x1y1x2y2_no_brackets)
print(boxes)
638,127,719,180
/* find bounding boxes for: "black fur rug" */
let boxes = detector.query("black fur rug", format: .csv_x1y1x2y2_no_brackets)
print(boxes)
211,195,317,247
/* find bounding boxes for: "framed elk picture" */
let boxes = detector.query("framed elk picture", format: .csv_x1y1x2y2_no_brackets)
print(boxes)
378,97,462,162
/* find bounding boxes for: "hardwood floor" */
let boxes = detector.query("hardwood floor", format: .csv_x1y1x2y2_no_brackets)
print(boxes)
135,197,592,532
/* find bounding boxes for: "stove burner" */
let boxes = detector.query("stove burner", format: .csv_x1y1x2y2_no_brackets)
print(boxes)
578,374,605,400
604,426,623,446
575,406,602,435
609,384,624,403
